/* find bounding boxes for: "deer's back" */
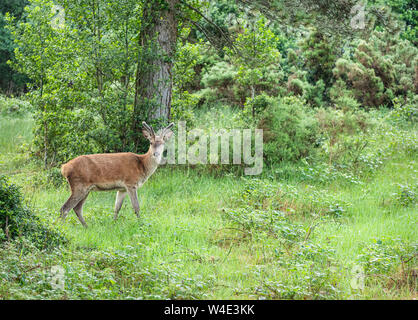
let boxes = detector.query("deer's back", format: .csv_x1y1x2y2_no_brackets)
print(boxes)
61,153,144,187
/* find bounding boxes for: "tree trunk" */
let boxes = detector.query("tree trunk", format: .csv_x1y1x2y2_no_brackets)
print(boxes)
133,0,178,142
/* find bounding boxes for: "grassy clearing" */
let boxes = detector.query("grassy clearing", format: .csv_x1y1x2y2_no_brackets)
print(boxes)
0,113,416,300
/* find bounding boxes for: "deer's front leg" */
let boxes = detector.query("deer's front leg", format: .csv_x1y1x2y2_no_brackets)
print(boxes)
127,187,140,218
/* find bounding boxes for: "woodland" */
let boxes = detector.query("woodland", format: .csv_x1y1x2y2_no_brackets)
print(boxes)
0,0,416,299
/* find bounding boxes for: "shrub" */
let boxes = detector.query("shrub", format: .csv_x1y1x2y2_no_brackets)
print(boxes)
331,31,418,108
300,30,337,88
253,242,341,299
392,183,417,207
0,241,213,299
0,175,66,249
286,71,326,108
32,108,101,165
287,76,304,96
171,89,197,125
0,95,32,116
225,17,283,104
200,61,237,103
46,168,66,188
390,96,418,125
303,80,325,108
259,96,319,164
242,93,274,120
357,238,417,293
329,81,361,110
315,107,372,166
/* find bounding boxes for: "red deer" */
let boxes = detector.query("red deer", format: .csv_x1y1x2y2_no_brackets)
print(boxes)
59,122,174,227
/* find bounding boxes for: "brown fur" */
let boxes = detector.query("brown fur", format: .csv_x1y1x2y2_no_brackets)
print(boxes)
61,152,153,189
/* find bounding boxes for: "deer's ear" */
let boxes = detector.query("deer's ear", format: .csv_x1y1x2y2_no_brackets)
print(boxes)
162,129,173,142
142,128,154,142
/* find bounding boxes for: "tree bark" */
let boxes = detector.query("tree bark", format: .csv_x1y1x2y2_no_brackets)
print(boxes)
133,0,178,138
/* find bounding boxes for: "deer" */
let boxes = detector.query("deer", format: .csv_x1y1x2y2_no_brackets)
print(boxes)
59,122,174,227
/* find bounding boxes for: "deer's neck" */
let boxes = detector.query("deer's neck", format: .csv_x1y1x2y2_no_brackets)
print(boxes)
143,147,160,176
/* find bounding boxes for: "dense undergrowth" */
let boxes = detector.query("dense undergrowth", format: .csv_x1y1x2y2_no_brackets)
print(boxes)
0,95,416,299
0,0,417,301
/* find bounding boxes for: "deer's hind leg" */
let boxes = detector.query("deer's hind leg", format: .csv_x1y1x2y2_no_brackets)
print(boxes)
60,184,89,222
73,193,89,228
114,190,127,220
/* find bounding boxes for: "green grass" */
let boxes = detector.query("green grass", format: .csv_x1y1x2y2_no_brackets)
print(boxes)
0,112,417,300
0,116,32,152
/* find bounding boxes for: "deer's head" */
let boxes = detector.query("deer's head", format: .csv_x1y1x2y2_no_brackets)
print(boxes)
142,122,174,163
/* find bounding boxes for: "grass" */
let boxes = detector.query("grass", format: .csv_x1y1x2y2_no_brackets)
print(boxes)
0,109,417,300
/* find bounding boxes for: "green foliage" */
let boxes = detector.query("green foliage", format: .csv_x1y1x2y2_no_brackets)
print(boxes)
201,61,236,88
0,239,213,299
300,30,337,88
389,96,418,125
259,96,319,164
287,77,304,96
329,82,361,110
200,61,237,105
6,0,142,164
242,93,273,121
1,0,418,301
0,0,29,94
315,108,373,166
0,94,32,116
303,79,326,108
384,0,418,44
284,30,337,106
0,175,65,249
332,31,418,108
298,161,364,185
286,69,326,108
46,167,66,188
253,242,341,300
1,103,418,299
195,0,238,45
222,178,345,299
223,206,304,241
171,89,198,124
357,238,417,280
392,183,417,207
31,108,98,164
228,178,351,229
225,17,283,103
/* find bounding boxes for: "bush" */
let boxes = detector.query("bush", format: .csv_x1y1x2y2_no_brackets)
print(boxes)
242,93,274,120
253,242,341,300
315,107,372,166
390,96,418,126
0,175,66,249
303,80,325,108
0,95,32,117
301,31,336,85
259,96,319,164
171,89,197,125
46,168,66,188
287,76,304,96
331,31,418,108
32,108,101,165
356,238,417,292
200,61,237,103
0,241,214,299
392,183,417,207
